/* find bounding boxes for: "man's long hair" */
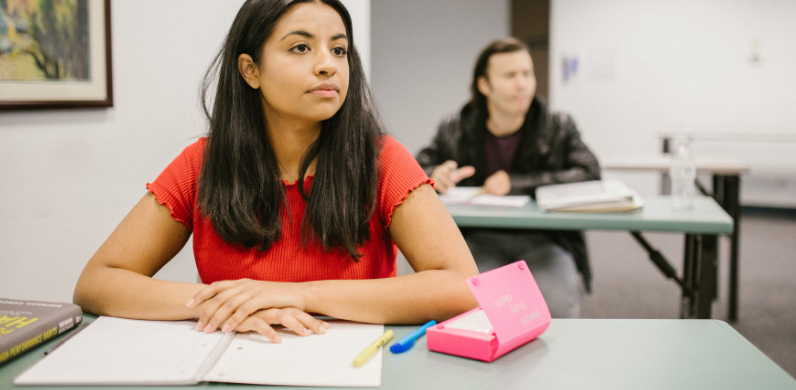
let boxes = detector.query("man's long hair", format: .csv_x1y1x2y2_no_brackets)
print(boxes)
468,37,531,120
197,0,383,259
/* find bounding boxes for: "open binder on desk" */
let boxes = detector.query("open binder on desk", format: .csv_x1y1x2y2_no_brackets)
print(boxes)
14,316,384,387
535,179,643,213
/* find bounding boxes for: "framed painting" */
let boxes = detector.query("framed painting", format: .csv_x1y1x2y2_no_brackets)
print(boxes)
0,0,112,110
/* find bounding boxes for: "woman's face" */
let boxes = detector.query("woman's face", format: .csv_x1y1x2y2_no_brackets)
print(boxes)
250,2,350,124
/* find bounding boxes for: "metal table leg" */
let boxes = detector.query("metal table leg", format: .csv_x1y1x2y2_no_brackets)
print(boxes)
681,234,696,319
681,233,718,319
723,175,742,321
696,234,718,319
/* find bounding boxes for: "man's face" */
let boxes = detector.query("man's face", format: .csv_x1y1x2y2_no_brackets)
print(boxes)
478,50,536,116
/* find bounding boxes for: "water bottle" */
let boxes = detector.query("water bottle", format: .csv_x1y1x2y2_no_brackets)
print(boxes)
669,137,696,210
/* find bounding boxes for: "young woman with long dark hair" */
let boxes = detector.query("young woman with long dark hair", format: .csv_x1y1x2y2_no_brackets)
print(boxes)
73,0,478,343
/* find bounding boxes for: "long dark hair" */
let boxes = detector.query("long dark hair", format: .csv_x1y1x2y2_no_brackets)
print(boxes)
468,37,530,119
198,0,383,259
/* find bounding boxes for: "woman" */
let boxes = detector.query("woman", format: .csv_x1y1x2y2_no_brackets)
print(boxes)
73,0,478,343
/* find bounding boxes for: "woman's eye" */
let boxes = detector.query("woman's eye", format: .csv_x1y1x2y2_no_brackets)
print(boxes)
291,44,309,53
333,47,347,57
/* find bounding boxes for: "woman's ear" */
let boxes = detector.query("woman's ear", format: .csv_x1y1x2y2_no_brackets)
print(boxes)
477,76,491,96
238,54,260,89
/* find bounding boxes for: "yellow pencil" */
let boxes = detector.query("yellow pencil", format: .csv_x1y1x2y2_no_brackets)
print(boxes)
470,186,486,198
353,330,394,367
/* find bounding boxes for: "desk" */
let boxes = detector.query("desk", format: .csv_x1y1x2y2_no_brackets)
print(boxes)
3,317,794,389
447,196,733,319
603,157,749,322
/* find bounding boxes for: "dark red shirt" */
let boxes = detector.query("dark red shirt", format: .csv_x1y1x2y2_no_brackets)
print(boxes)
484,129,523,177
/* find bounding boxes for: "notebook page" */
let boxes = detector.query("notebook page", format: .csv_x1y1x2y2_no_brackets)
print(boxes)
14,317,230,386
469,194,531,208
438,186,483,205
204,321,384,387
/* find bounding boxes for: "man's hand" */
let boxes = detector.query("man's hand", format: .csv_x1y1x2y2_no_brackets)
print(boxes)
430,160,475,194
483,170,511,196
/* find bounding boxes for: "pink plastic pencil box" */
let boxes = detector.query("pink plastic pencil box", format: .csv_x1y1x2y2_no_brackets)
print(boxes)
426,260,551,362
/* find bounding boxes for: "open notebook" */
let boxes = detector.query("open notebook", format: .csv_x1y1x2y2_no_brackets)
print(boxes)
439,187,531,208
14,316,384,387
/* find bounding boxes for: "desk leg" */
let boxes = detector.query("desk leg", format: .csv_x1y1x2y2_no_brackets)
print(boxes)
713,175,742,322
697,234,718,319
724,175,742,321
681,235,696,319
682,234,718,319
711,176,724,302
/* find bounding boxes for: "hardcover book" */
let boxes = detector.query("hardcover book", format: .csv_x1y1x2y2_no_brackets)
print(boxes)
0,298,83,367
535,179,643,213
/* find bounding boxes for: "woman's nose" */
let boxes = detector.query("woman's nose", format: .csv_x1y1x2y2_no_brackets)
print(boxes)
314,50,337,77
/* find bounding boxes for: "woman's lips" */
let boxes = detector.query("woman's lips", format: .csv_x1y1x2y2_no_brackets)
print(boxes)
308,83,339,98
309,89,338,98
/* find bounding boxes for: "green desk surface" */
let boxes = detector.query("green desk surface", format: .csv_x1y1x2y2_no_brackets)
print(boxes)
3,316,794,389
447,195,733,234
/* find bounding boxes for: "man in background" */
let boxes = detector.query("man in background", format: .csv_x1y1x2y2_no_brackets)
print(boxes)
416,38,600,318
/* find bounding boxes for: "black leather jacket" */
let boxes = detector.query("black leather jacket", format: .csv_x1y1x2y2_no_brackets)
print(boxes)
416,98,601,291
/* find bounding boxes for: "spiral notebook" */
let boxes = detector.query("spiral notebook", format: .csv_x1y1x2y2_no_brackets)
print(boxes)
14,316,384,387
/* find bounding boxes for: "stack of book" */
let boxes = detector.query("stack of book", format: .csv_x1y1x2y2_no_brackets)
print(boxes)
0,298,82,367
535,180,643,213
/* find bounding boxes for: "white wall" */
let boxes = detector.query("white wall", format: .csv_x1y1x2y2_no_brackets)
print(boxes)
550,0,796,207
371,0,511,155
0,0,371,303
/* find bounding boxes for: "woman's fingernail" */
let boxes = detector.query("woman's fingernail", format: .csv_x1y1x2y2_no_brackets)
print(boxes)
273,335,281,344
322,322,331,329
222,324,231,333
196,321,204,331
186,299,195,307
203,324,214,333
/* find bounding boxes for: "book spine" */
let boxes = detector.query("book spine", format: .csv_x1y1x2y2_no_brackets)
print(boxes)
0,306,83,367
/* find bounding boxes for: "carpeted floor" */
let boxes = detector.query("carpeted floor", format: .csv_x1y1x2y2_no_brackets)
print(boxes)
582,209,796,379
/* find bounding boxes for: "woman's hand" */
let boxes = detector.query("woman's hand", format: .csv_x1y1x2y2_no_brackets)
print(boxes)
233,308,330,343
186,278,308,334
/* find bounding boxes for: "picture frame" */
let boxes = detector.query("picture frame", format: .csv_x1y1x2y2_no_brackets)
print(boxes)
0,0,113,110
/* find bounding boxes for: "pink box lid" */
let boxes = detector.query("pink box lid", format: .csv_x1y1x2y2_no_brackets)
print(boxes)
466,260,551,358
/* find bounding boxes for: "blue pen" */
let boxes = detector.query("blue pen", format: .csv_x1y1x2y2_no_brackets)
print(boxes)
389,320,436,354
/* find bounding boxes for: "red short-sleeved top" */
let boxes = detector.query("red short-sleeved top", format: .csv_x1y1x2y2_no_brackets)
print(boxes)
146,136,431,284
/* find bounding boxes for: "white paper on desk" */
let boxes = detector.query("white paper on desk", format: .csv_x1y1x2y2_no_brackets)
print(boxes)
439,186,531,208
470,194,531,208
438,186,483,205
14,317,231,386
205,321,384,387
14,316,384,388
